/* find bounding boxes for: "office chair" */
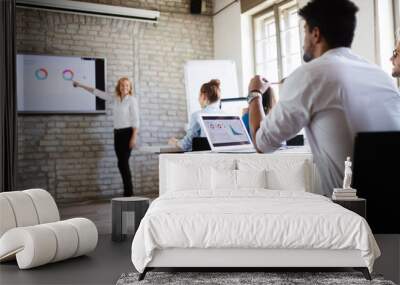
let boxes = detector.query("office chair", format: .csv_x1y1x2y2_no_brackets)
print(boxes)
286,134,304,146
192,137,211,151
352,132,400,234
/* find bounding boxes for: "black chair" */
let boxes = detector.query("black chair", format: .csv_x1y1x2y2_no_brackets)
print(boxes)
192,137,211,151
286,134,304,146
352,132,400,234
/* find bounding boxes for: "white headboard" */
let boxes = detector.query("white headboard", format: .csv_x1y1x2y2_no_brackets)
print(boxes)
159,152,319,196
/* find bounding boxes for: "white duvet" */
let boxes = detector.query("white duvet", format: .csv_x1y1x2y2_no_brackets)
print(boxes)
131,190,380,273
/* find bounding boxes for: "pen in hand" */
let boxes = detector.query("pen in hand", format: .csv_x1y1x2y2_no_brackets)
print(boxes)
264,78,285,85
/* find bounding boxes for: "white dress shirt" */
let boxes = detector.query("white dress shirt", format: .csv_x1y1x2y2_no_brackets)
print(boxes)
256,47,400,195
93,89,140,129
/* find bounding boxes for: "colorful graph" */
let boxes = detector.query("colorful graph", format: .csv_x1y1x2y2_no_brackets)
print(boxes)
62,69,74,81
35,68,48,80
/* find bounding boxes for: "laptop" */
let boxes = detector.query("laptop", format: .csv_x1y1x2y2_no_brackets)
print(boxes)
199,114,256,153
219,97,248,116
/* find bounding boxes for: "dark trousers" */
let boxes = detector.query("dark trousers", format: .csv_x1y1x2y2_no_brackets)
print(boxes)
114,128,133,197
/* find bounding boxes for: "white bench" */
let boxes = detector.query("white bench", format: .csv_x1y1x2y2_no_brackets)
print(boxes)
0,189,98,269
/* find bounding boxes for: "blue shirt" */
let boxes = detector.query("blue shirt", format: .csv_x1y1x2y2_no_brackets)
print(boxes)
178,102,221,151
242,112,251,139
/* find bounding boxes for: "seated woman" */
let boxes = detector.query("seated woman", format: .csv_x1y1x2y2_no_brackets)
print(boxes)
168,79,222,151
242,86,276,137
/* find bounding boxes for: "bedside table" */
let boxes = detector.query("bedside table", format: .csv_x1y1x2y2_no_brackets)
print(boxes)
332,198,366,219
111,197,150,242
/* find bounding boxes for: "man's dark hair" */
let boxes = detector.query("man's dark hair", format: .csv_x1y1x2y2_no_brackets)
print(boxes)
299,0,359,48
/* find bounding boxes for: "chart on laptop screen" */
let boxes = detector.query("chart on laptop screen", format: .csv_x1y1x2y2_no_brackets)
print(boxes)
203,116,250,147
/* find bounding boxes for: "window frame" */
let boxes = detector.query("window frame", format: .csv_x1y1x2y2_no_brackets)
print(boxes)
252,0,301,83
394,0,400,33
393,0,399,86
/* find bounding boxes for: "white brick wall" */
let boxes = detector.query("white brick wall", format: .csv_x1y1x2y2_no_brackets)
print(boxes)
74,0,213,15
16,1,214,202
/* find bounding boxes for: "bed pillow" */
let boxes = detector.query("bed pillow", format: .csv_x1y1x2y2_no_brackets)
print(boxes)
266,161,307,191
236,169,268,189
211,168,237,191
167,162,212,192
211,169,268,191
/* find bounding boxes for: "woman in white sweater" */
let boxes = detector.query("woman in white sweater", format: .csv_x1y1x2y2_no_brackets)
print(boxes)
73,78,139,197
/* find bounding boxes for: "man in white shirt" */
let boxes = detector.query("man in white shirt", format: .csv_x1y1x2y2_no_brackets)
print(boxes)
248,0,400,195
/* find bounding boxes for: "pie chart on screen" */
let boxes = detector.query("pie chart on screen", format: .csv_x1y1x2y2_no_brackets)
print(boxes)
62,69,74,81
35,68,48,80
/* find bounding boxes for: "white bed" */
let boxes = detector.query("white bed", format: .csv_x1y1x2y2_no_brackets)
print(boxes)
131,153,380,280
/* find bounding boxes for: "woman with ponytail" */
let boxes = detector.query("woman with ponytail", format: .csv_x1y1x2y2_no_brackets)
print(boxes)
168,79,222,151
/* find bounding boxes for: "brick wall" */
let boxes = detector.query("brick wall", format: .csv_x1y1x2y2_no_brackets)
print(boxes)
74,0,213,14
16,1,214,203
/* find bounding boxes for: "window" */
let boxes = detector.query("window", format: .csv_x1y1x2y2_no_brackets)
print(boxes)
376,0,397,79
393,0,400,85
253,0,301,93
395,0,400,32
279,3,302,77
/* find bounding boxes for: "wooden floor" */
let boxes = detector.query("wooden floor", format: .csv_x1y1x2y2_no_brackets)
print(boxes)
0,197,157,285
59,200,113,234
0,235,133,285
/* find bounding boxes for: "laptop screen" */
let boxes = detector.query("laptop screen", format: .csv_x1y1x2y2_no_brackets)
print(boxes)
220,98,248,116
201,115,252,147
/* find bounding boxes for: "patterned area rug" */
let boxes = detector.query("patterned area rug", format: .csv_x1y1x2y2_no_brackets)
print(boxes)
116,271,396,285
